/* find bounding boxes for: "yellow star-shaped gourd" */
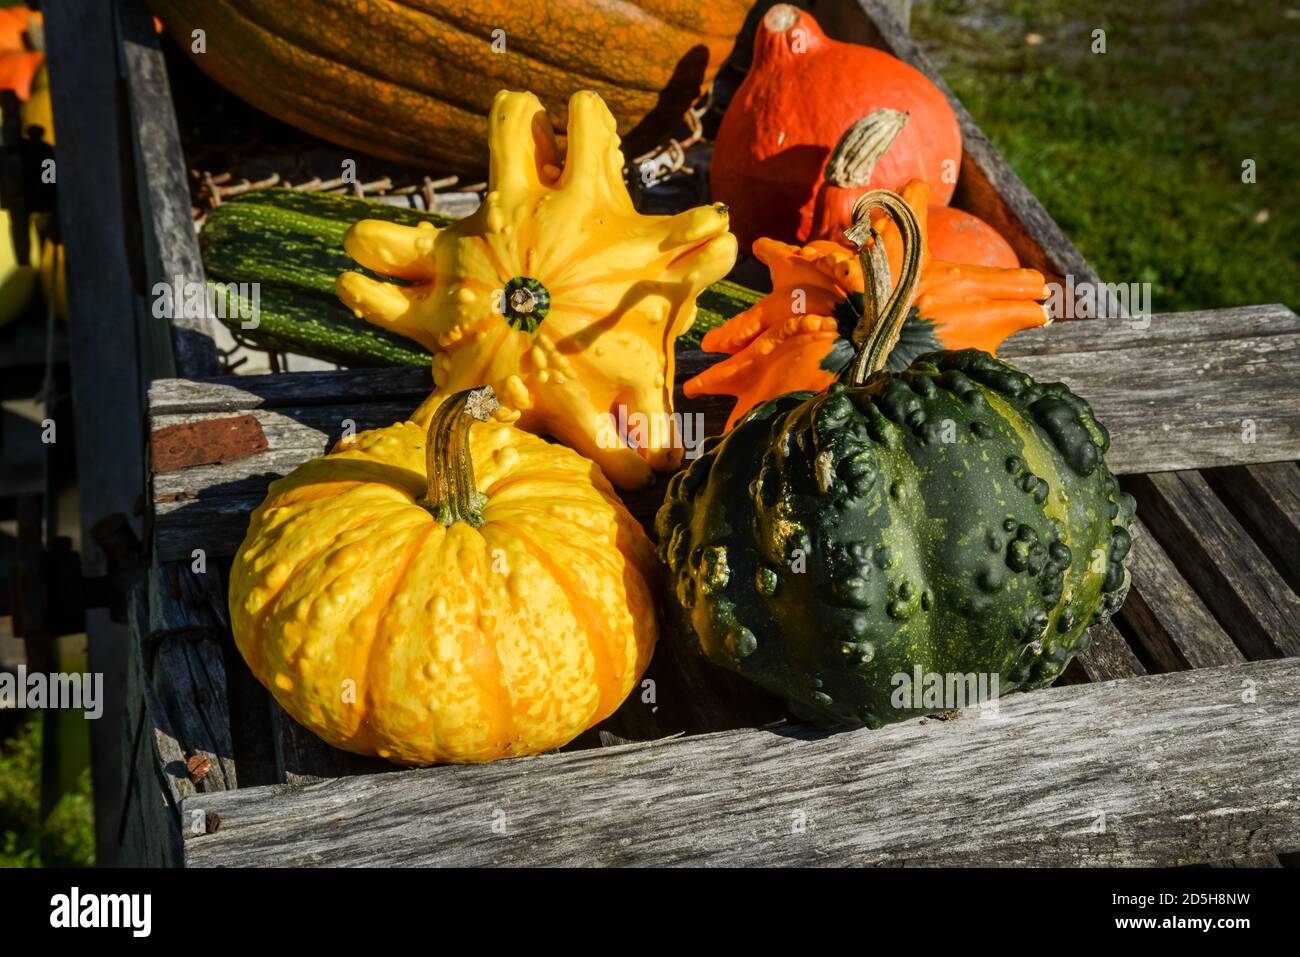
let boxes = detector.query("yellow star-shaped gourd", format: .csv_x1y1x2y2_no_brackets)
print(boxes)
337,90,737,489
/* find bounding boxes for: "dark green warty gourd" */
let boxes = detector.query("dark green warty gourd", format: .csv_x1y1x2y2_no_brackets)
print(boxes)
655,190,1135,727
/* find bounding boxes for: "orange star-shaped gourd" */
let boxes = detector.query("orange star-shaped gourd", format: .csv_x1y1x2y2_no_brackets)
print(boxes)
686,180,1049,429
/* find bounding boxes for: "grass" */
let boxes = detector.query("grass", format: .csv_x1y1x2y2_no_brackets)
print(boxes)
0,714,95,868
910,0,1299,312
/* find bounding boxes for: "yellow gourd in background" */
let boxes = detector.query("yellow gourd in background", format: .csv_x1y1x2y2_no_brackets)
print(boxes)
27,66,66,322
0,58,54,328
0,208,37,328
0,64,65,326
24,62,54,145
229,387,659,765
338,89,738,490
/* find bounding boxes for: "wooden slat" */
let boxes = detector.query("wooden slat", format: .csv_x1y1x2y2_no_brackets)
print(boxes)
1011,332,1300,475
1104,544,1281,875
117,0,220,378
146,307,1300,561
148,366,434,415
1204,463,1300,594
1001,303,1300,357
121,584,184,866
1118,517,1242,671
181,658,1300,867
145,560,238,794
43,0,146,867
1074,620,1145,683
145,307,1298,409
1128,471,1300,660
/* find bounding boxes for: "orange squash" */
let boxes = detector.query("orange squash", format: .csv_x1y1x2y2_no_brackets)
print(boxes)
927,205,1020,269
687,181,1049,429
712,4,961,251
807,109,1018,269
0,8,43,101
148,0,749,171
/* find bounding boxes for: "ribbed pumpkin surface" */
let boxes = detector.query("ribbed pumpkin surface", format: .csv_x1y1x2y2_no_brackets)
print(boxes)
149,0,749,170
229,401,659,765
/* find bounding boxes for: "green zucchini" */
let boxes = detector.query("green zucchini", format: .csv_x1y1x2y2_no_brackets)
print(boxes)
199,189,761,365
207,283,431,368
690,279,763,349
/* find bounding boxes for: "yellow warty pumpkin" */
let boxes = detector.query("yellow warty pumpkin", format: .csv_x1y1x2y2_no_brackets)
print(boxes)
229,387,659,765
338,89,738,490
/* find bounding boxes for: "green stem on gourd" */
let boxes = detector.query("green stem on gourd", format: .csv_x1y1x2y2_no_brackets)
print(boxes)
841,188,924,387
420,385,499,527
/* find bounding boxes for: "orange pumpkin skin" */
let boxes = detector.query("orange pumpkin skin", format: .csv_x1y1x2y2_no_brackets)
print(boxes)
711,4,961,252
0,8,42,101
926,205,1020,269
148,0,749,171
0,8,36,53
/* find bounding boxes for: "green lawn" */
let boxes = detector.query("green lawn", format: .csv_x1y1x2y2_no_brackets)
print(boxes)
910,0,1299,313
0,714,94,867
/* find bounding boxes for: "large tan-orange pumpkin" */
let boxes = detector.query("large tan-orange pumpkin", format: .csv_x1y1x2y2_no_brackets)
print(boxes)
148,0,750,171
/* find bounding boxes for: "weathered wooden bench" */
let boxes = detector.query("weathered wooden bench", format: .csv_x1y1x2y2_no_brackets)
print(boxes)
103,0,1300,866
132,304,1300,866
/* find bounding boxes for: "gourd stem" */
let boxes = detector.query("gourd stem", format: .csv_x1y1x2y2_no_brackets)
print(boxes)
841,188,924,386
824,110,909,188
420,386,499,527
